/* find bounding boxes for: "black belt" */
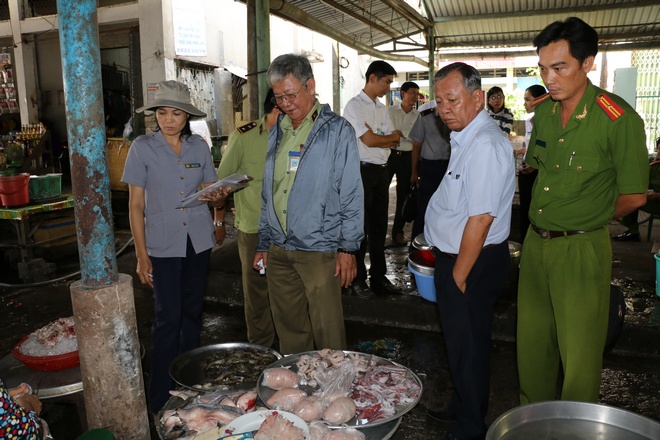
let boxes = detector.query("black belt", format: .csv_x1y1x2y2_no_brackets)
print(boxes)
421,158,449,163
393,150,412,155
531,224,586,239
360,161,388,169
431,242,500,259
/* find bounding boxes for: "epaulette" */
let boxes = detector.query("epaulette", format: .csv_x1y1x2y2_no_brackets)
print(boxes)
420,108,435,117
237,121,257,134
531,93,551,107
596,94,624,121
311,109,319,123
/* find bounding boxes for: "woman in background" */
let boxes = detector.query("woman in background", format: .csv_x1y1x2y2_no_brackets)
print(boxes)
518,84,548,242
486,86,514,135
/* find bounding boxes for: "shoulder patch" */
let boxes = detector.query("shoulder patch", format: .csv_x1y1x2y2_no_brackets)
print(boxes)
237,121,257,134
596,94,624,121
311,109,319,122
420,108,435,117
531,93,551,107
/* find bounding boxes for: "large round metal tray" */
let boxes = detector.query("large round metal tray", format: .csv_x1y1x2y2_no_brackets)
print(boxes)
257,350,422,429
486,401,660,440
155,394,402,440
169,342,282,392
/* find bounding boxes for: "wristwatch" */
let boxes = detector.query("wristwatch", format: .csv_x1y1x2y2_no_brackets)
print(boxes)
213,220,225,227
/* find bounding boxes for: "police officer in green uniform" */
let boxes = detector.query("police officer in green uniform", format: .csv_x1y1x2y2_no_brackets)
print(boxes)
215,89,281,348
517,17,648,404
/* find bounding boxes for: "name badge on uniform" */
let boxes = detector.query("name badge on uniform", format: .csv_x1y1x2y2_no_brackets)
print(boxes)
185,163,201,168
288,151,300,172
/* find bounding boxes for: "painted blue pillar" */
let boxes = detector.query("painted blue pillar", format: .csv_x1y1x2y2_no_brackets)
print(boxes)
57,0,118,287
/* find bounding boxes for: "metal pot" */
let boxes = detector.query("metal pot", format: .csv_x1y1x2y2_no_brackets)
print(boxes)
487,401,660,440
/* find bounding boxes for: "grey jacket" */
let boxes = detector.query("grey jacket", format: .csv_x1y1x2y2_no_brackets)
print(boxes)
257,103,364,253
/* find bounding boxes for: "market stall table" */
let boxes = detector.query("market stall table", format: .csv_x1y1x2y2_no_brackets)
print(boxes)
0,195,75,282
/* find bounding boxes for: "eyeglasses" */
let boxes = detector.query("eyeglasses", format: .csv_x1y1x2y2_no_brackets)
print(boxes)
271,84,306,105
489,94,504,100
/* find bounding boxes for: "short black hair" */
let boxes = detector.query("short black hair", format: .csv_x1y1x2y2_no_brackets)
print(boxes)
264,88,276,114
365,60,397,85
533,17,598,64
434,62,481,93
526,84,547,99
400,81,419,92
487,86,504,100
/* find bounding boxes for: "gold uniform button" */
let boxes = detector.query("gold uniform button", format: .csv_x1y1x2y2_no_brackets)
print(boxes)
559,138,564,143
178,160,182,164
180,176,184,180
544,186,549,191
183,222,187,226
538,209,543,215
577,165,582,171
555,164,560,168
180,191,184,195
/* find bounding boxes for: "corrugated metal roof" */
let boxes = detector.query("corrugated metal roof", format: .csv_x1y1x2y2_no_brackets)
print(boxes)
272,0,659,59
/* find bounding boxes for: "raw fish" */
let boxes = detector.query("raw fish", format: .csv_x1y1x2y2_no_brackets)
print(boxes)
254,412,306,440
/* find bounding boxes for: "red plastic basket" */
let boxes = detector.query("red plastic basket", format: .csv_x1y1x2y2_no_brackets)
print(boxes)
12,336,80,372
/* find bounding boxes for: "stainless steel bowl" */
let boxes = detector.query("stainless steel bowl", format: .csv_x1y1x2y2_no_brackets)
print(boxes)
487,401,660,440
412,233,432,251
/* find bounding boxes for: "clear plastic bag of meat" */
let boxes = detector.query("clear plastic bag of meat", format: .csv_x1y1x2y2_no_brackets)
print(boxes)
309,421,366,440
314,359,357,403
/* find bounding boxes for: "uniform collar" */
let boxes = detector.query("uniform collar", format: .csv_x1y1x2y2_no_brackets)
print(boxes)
549,79,595,126
280,100,321,132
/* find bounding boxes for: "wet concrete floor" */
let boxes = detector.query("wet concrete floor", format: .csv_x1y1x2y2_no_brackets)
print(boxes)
1,184,660,438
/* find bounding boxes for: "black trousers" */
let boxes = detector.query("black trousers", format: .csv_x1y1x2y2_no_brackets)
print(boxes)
387,150,413,237
148,236,211,413
356,163,390,281
411,158,449,243
433,241,509,440
518,169,537,243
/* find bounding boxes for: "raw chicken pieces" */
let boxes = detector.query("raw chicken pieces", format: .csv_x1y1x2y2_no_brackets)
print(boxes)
254,412,306,440
261,367,301,390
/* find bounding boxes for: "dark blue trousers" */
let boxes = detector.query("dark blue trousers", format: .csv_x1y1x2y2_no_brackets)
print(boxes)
434,241,509,440
148,236,211,413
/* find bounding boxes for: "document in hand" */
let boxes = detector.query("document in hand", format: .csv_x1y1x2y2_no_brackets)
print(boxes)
176,173,253,208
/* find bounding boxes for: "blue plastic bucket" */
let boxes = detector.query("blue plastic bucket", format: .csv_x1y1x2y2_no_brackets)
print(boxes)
655,253,660,297
408,250,436,302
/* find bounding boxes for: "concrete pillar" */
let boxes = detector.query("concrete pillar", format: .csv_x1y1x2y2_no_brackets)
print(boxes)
57,0,149,436
247,0,258,120
428,26,435,100
8,0,39,123
332,42,340,112
71,274,149,439
256,0,271,110
139,0,176,99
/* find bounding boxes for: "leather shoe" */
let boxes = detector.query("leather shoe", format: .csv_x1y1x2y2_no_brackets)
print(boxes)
613,231,640,242
426,406,457,423
348,280,373,299
370,276,401,296
392,232,407,246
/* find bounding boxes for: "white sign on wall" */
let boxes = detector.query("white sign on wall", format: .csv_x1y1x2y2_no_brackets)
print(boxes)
172,0,207,57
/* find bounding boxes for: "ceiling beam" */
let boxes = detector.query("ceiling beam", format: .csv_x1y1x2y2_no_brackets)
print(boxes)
380,0,433,29
434,0,659,22
269,0,428,67
434,29,660,49
320,0,398,40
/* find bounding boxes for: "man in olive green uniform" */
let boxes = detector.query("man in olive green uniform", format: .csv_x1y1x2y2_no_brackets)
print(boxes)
214,90,281,347
517,17,648,404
